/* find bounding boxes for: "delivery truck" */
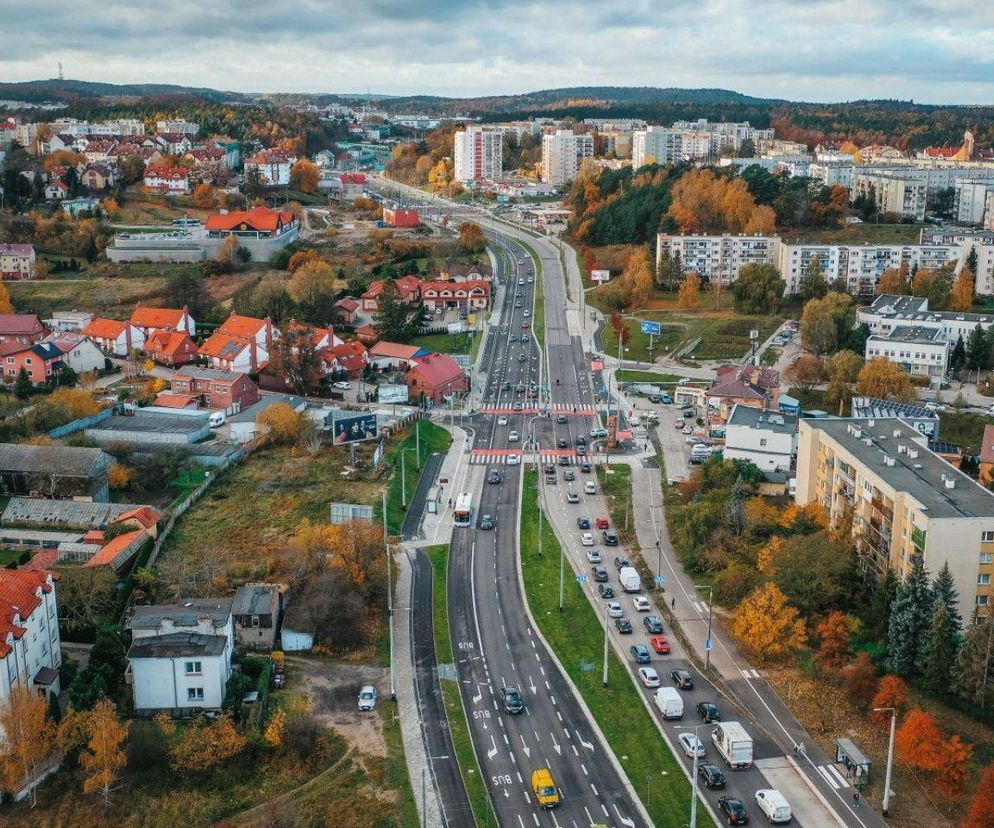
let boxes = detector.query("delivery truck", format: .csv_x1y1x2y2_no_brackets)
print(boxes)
711,721,753,769
618,566,642,593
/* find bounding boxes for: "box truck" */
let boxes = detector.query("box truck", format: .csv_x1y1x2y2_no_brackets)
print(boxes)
654,686,684,720
711,721,753,769
618,566,641,593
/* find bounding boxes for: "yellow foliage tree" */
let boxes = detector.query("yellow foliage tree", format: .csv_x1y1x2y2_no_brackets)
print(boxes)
855,356,915,402
287,259,336,308
0,281,16,314
101,198,120,218
192,183,216,209
145,376,167,395
80,699,128,806
911,267,934,298
677,272,701,309
168,714,246,775
290,159,320,194
257,402,307,445
264,708,286,747
108,463,135,490
143,358,155,374
20,435,55,446
745,497,781,536
950,266,974,312
877,268,908,295
0,686,56,807
287,248,321,274
731,583,807,661
756,536,786,575
620,247,654,310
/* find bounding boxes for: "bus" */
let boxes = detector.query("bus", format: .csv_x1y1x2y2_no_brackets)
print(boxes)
453,492,473,527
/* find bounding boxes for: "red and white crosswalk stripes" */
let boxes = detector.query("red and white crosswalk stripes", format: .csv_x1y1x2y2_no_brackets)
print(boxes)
481,404,598,416
468,449,586,465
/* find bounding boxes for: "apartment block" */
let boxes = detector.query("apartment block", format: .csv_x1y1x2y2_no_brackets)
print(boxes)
540,130,593,185
954,180,992,225
795,418,994,624
633,127,711,168
851,172,928,221
864,325,949,379
453,125,503,183
670,119,774,151
656,234,778,284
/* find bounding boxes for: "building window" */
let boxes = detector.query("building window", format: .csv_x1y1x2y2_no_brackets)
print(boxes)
982,553,993,564
980,574,992,585
983,531,994,543
251,615,260,628
759,438,767,447
187,687,204,702
184,661,202,675
978,596,990,606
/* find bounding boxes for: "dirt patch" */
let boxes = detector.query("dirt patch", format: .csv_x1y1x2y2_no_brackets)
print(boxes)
287,654,389,758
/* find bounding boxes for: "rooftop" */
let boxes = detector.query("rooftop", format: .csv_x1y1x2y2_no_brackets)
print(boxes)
175,366,245,383
227,394,306,424
128,632,228,660
128,598,232,631
851,396,939,421
232,583,280,617
87,414,209,436
872,326,945,344
2,498,145,528
727,404,798,434
0,443,112,477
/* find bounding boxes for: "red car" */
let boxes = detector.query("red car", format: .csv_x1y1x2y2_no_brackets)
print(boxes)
650,635,671,654
595,516,610,529
521,321,530,329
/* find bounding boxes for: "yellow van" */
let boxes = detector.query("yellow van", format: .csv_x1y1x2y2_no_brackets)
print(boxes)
531,768,560,809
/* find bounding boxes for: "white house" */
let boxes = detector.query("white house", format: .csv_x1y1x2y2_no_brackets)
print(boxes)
81,317,146,357
244,149,295,186
143,166,190,194
723,404,798,473
42,332,106,373
0,570,62,709
126,598,234,713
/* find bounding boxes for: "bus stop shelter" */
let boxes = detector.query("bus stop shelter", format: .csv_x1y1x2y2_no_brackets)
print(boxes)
835,738,872,782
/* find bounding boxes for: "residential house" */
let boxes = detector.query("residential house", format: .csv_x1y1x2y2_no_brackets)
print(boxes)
81,317,144,356
44,311,93,332
0,443,113,501
113,505,162,538
44,179,69,201
82,529,148,573
980,425,994,485
227,394,306,444
143,166,190,194
1,341,64,385
203,207,299,252
198,333,264,372
130,305,196,338
244,148,295,186
0,314,46,344
407,353,469,403
232,583,282,651
79,138,118,163
360,275,422,313
325,340,368,378
723,404,798,473
0,570,62,708
420,279,491,314
335,297,360,324
144,329,198,367
154,392,200,411
155,133,193,155
79,164,117,190
707,364,781,423
368,341,428,370
126,598,234,713
439,260,494,282
0,244,36,280
42,332,106,373
339,172,366,202
170,367,260,413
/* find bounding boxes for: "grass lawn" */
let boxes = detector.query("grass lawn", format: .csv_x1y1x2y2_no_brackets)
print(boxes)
410,330,481,361
938,410,993,455
427,544,495,827
385,421,452,535
520,468,712,828
785,386,833,414
616,370,682,386
10,274,173,317
595,464,638,549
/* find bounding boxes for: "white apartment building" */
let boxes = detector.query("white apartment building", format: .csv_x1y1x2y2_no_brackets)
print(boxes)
851,172,928,221
156,119,200,135
723,404,798,473
633,127,711,168
453,125,503,182
0,570,62,710
656,234,778,285
48,117,144,136
671,119,774,151
858,293,994,346
795,418,994,624
954,180,992,225
583,118,647,132
809,162,854,188
865,326,949,379
541,129,593,186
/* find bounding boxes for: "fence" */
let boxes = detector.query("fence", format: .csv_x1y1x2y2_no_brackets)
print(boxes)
47,407,114,439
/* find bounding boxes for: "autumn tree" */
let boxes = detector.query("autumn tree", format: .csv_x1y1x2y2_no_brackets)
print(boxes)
287,258,336,320
855,357,914,403
841,652,879,706
287,248,321,274
80,699,128,806
732,264,785,314
667,168,775,234
620,247,654,310
962,766,994,828
257,402,307,445
192,183,216,209
290,158,320,193
108,463,134,490
870,676,908,725
785,354,824,393
458,222,486,254
895,709,944,775
169,713,246,775
677,272,701,309
950,265,974,312
0,686,57,806
797,257,829,300
270,330,320,396
824,349,863,414
730,583,807,661
877,268,909,295
815,611,856,670
937,734,973,796
264,708,286,747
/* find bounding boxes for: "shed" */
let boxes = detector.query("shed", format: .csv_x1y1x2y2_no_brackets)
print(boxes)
280,600,314,652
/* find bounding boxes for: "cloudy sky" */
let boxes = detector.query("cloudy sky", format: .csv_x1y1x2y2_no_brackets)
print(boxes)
4,0,994,104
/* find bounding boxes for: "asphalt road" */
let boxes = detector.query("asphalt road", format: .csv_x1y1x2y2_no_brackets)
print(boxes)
401,449,444,541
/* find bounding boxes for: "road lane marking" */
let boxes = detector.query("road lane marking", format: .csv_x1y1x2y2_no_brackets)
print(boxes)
581,763,588,776
590,783,598,796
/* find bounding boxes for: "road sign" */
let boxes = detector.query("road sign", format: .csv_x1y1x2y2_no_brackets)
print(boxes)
706,639,713,651
575,574,589,584
653,575,667,586
641,320,661,336
580,660,595,672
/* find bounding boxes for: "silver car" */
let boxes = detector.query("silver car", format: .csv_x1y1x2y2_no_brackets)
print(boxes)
358,685,377,711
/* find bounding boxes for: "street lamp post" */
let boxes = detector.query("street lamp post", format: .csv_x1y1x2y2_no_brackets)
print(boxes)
675,723,708,828
602,601,610,686
694,584,715,671
874,706,897,816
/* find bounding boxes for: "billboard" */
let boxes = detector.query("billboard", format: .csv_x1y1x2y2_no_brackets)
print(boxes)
640,320,661,336
378,384,410,404
329,502,375,524
591,269,611,283
333,414,378,444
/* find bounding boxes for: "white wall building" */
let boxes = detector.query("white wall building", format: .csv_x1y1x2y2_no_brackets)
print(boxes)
633,127,710,168
809,162,854,188
954,180,992,225
541,129,593,185
656,234,778,285
858,293,994,345
156,119,200,135
723,405,798,473
244,150,295,187
671,119,774,152
0,571,62,711
453,125,503,183
865,325,949,379
851,172,928,221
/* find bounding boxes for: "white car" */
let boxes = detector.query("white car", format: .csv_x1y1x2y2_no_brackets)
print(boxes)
586,549,602,563
566,490,580,504
633,596,651,612
581,532,595,546
358,685,378,711
682,425,693,435
497,415,509,426
508,431,520,442
332,381,351,390
607,602,623,618
678,732,705,758
686,436,702,445
637,667,660,688
507,454,520,465
584,481,597,495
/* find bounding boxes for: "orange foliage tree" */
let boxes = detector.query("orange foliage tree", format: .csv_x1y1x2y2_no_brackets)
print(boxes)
962,765,994,828
192,183,216,209
855,357,915,403
667,169,776,235
936,734,973,796
108,463,135,490
877,268,909,295
620,247,654,309
169,714,246,775
870,676,908,726
814,611,856,670
257,402,307,445
730,583,807,661
0,686,57,806
841,652,879,706
895,709,944,771
287,248,321,273
290,159,320,193
950,266,974,312
80,699,128,806
677,272,701,309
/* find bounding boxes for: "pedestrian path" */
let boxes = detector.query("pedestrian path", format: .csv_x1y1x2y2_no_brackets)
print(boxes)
816,763,852,789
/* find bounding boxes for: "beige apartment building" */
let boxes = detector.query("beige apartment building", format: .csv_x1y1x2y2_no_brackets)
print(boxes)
795,418,994,625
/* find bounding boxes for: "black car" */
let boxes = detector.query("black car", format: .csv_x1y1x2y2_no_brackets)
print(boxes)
698,762,726,789
557,438,569,449
581,462,592,473
615,618,633,634
717,796,749,825
603,529,619,546
697,702,721,723
643,615,663,634
683,410,694,419
592,566,608,582
671,669,694,690
577,517,591,530
558,455,570,466
614,556,631,570
502,686,524,715
576,436,587,447
576,445,587,455
629,645,651,664
478,514,495,530
487,469,502,484
557,414,568,424
598,583,614,599
544,464,556,475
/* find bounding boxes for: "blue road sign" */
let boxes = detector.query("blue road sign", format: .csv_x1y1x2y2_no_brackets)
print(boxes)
575,574,589,584
706,639,713,651
653,575,667,586
641,320,662,336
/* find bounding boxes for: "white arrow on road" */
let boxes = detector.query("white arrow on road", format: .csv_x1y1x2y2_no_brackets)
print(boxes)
552,737,562,756
614,805,636,827
472,686,483,704
520,734,531,758
579,735,594,751
487,735,498,760
528,675,537,694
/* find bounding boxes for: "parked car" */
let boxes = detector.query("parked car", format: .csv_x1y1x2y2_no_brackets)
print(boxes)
671,669,694,690
697,702,721,723
678,732,705,758
332,381,351,390
590,427,609,438
358,685,377,711
643,616,664,634
717,796,749,825
637,667,661,688
674,420,685,430
650,634,671,654
630,644,651,664
698,762,726,789
615,618,633,634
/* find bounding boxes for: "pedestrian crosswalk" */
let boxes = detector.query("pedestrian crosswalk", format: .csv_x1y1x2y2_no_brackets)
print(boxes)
740,668,761,679
816,763,852,789
480,404,599,416
691,600,710,614
468,450,586,465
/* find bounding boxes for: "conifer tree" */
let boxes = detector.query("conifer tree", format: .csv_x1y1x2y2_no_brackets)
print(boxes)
887,554,932,677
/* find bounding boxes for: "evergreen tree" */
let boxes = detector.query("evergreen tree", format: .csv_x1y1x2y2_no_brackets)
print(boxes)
966,324,988,374
949,333,967,373
374,280,418,343
917,602,957,693
953,611,994,708
47,690,61,724
14,366,32,399
932,562,962,631
865,568,899,641
725,475,746,536
967,245,979,275
887,554,932,678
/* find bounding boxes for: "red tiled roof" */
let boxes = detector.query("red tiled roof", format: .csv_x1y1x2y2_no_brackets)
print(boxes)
146,329,194,357
84,529,145,568
421,278,491,296
0,244,34,257
114,505,161,531
409,353,465,389
205,207,295,233
154,392,200,409
144,166,188,181
981,425,994,466
341,173,366,184
131,306,186,330
18,550,60,573
199,331,251,360
335,297,359,312
0,314,45,334
247,148,293,165
0,570,56,658
329,340,368,373
218,313,266,339
369,341,423,360
82,317,127,339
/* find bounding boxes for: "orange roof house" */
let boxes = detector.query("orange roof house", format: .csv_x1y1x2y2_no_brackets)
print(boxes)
130,305,195,336
114,505,162,537
144,329,198,366
84,529,147,572
0,569,58,660
205,207,297,238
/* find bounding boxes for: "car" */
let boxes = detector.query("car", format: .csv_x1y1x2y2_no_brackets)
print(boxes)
332,381,351,390
556,414,568,424
607,601,623,618
577,517,591,530
545,475,557,486
508,430,520,442
648,395,661,404
576,436,587,447
682,425,693,435
563,469,575,481
637,667,661,688
671,669,694,690
630,644,651,663
581,532,594,546
501,686,524,714
521,321,530,329
683,410,694,419
557,437,569,448
581,462,592,473
598,583,615,599
633,596,651,612
518,278,525,286
528,277,534,283
595,516,610,529
559,455,570,466
643,615,663,634
602,529,619,546
478,514,495,530
697,702,721,723
517,353,527,362
674,420,685,430
698,762,726,789
497,415,509,426
507,454,520,465
544,464,556,475
592,566,608,582
512,401,523,411
613,556,631,570
523,310,531,318
718,796,749,825
514,300,523,309
686,436,702,445
586,549,602,563
615,618,633,634
566,490,580,503
487,469,502,484
584,481,597,494
661,393,672,404
590,427,608,438
678,732,706,758
649,634,671,654
358,685,377,711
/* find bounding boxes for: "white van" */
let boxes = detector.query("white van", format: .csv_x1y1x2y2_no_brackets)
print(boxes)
208,412,226,428
654,687,683,720
755,789,792,824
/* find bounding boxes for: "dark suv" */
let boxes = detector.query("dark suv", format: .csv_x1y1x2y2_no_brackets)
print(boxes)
501,686,524,714
671,669,694,690
602,529,619,546
613,556,630,570
698,762,726,789
717,796,749,824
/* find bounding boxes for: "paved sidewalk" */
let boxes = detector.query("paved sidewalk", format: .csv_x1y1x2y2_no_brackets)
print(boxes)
404,423,472,548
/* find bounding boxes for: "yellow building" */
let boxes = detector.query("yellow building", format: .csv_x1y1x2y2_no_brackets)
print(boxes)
795,418,994,625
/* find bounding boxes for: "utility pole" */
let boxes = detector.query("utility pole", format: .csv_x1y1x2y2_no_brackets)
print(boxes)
695,584,715,670
401,449,407,508
875,706,896,816
689,725,702,828
415,418,421,469
602,601,610,686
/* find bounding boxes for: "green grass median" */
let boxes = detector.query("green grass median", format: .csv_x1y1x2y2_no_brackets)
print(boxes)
385,421,452,535
519,469,714,828
516,238,545,348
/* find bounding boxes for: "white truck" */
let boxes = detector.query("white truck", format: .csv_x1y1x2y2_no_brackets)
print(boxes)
653,686,683,720
711,721,753,769
618,566,642,593
755,789,792,824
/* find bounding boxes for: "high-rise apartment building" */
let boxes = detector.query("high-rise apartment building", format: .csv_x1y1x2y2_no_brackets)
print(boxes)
453,125,503,182
540,130,593,185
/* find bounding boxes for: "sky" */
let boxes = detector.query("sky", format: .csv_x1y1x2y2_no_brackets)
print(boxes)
5,0,994,104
